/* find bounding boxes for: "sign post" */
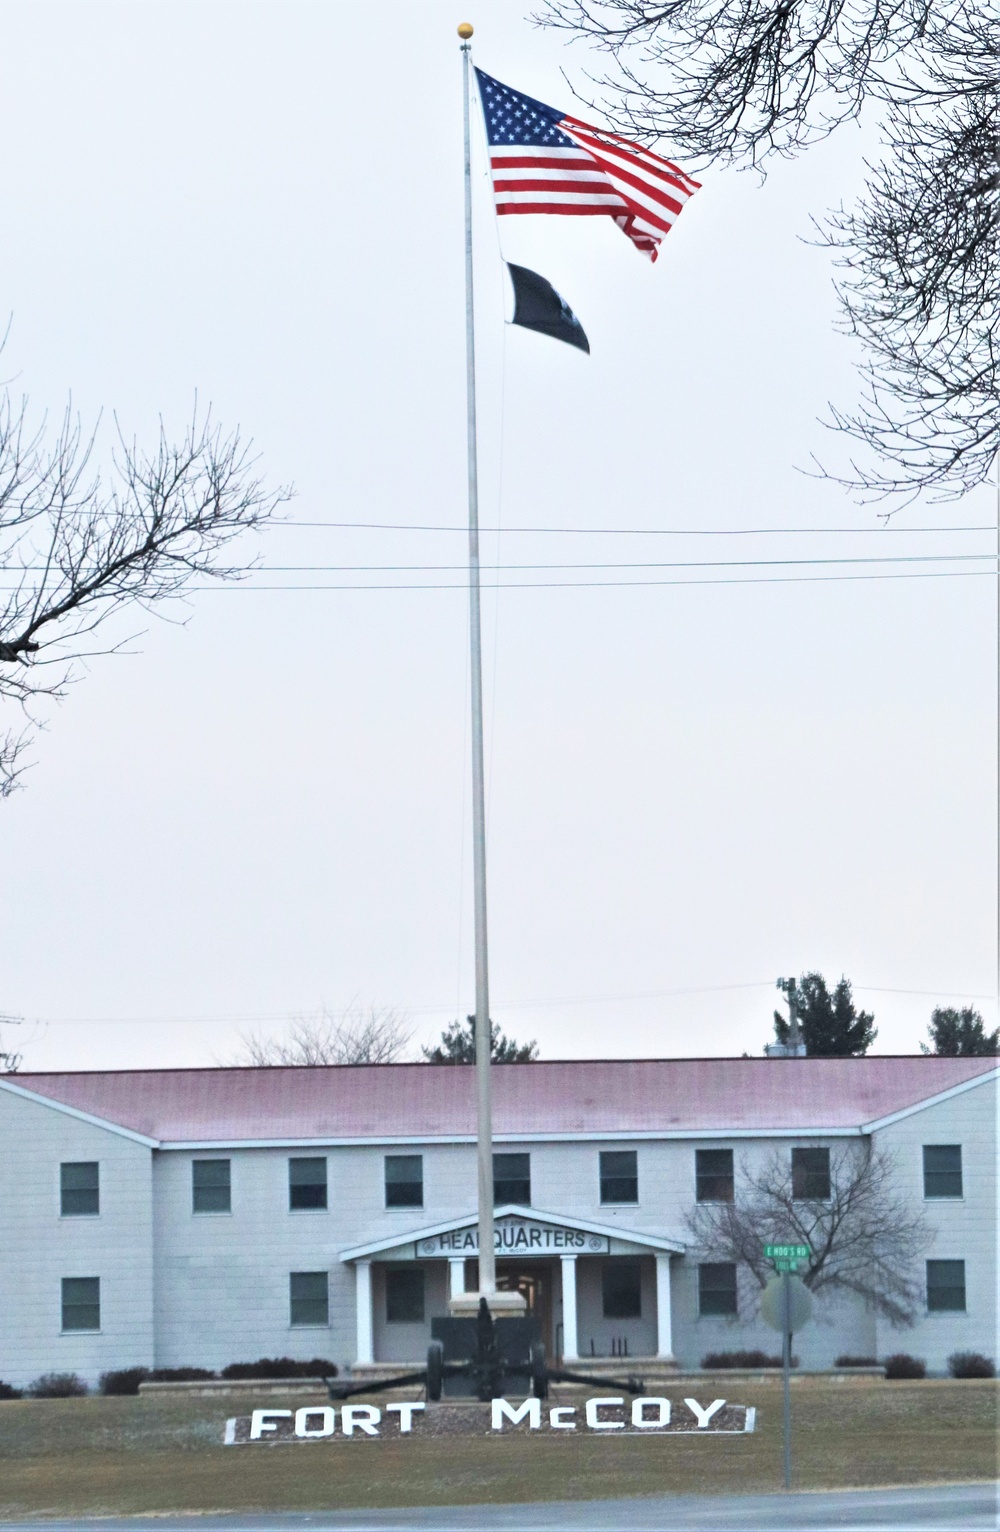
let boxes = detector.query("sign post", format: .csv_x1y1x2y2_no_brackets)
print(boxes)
761,1245,811,1490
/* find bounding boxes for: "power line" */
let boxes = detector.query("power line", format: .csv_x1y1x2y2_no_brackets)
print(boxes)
270,520,998,536
19,978,993,1027
162,568,993,591
159,553,995,573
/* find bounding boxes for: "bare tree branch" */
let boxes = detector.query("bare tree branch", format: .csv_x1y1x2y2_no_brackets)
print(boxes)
0,392,291,776
537,0,999,498
686,1143,933,1326
235,1006,415,1067
0,1014,23,1072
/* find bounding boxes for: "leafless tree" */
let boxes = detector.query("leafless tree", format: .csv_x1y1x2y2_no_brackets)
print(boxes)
0,1015,22,1072
0,389,289,791
538,1,999,499
686,1142,932,1326
236,1005,415,1067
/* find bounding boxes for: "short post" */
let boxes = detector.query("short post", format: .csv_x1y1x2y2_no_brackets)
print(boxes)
781,1268,792,1490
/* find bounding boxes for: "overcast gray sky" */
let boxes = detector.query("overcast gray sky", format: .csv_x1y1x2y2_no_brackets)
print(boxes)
1,0,996,1074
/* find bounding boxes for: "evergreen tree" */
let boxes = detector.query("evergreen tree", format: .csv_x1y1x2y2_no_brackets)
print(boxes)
422,1015,538,1065
921,1006,999,1056
772,973,876,1057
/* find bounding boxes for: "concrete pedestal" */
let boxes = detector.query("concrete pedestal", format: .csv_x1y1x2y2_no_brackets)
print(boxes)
447,1288,527,1318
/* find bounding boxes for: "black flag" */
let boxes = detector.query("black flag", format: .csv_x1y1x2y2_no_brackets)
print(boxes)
507,263,590,354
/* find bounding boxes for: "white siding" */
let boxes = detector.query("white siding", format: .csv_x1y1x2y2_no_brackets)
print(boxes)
0,1089,154,1389
873,1078,998,1370
2,1072,995,1380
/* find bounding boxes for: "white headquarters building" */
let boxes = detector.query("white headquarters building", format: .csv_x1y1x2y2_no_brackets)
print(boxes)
1,1056,995,1387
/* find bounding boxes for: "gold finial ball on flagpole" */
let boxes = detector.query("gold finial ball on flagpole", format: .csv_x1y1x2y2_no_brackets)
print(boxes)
457,22,474,39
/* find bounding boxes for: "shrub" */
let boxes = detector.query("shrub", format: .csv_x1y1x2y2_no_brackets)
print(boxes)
27,1372,88,1397
100,1367,151,1395
884,1353,926,1380
0,1381,23,1399
834,1355,878,1367
948,1352,995,1379
701,1350,796,1369
220,1357,338,1380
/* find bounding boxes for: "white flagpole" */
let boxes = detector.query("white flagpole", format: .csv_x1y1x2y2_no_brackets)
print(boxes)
459,22,496,1302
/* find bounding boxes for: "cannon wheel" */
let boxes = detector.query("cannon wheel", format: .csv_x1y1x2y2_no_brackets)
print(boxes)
426,1340,444,1401
530,1342,548,1400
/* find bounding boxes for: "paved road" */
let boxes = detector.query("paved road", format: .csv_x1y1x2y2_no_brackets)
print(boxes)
3,1483,996,1531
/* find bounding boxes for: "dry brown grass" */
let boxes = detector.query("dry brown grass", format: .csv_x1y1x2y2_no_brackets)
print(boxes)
0,1379,995,1519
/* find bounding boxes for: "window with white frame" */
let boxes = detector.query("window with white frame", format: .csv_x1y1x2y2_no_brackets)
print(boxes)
926,1259,966,1312
62,1277,100,1331
289,1271,329,1326
923,1145,962,1199
60,1162,99,1217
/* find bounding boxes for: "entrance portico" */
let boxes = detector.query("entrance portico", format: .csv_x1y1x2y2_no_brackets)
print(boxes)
341,1208,684,1368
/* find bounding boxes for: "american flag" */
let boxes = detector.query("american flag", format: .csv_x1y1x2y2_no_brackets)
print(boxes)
475,68,701,261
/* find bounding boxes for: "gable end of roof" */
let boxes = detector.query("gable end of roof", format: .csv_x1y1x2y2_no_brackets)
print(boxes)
0,1077,160,1148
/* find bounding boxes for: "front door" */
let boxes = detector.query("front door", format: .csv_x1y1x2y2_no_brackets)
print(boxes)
465,1259,555,1354
496,1261,553,1354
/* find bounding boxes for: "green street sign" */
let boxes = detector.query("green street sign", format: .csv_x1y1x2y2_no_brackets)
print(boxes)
774,1259,801,1272
764,1243,810,1260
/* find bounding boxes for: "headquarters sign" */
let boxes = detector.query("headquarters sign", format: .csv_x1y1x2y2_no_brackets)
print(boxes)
417,1218,610,1256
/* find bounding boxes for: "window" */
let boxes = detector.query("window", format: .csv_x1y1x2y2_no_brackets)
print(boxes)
923,1145,963,1199
386,1267,425,1323
600,1150,638,1204
602,1260,642,1319
696,1149,734,1203
62,1277,100,1331
792,1147,831,1201
192,1159,231,1213
290,1271,329,1327
699,1263,738,1316
289,1157,327,1210
926,1259,966,1313
493,1153,530,1206
385,1155,423,1209
60,1162,99,1217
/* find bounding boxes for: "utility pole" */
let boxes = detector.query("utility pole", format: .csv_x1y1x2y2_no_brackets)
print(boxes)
766,978,805,1058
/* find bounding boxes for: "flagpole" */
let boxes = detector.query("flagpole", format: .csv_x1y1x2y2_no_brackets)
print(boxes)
459,21,496,1303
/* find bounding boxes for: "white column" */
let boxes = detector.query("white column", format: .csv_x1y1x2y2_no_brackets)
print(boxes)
355,1260,373,1366
655,1254,674,1360
560,1253,579,1361
449,1258,466,1299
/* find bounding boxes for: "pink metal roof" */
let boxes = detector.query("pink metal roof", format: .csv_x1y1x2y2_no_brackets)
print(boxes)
5,1056,994,1143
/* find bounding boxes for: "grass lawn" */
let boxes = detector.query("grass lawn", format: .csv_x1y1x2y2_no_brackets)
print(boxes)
0,1380,996,1520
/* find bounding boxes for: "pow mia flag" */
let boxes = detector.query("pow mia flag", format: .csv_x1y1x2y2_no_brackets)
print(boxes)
507,263,590,354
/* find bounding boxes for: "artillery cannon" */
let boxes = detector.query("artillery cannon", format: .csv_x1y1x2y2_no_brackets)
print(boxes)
327,1296,645,1403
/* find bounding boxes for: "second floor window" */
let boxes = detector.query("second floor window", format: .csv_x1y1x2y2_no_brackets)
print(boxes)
923,1145,962,1199
192,1159,231,1213
60,1162,99,1217
695,1149,734,1203
792,1147,831,1201
600,1150,638,1204
385,1155,423,1208
493,1153,530,1205
289,1157,327,1210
